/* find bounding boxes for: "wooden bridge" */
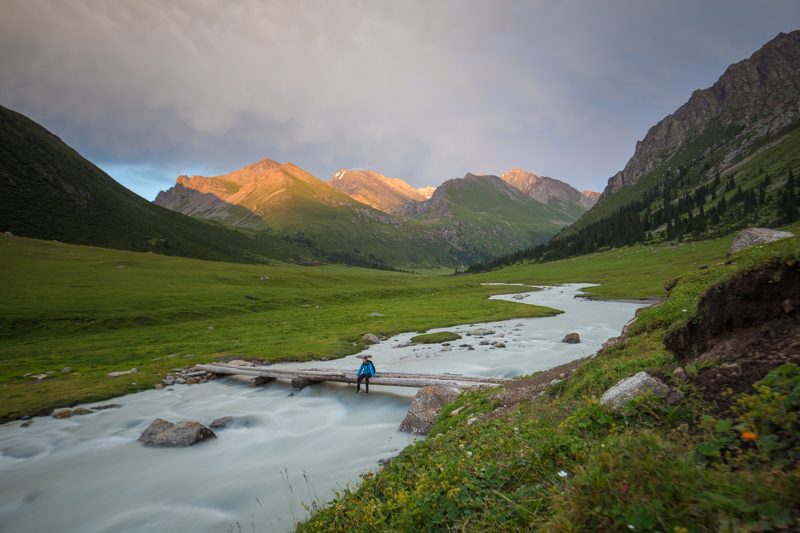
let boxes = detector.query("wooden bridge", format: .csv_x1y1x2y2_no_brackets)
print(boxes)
196,362,509,390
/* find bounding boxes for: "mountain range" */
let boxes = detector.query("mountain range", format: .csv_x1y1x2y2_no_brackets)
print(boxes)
154,160,595,266
472,30,800,269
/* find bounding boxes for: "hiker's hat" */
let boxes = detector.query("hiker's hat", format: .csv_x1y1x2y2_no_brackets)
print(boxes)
359,354,372,359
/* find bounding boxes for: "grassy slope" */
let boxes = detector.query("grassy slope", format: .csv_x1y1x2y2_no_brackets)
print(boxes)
0,105,306,264
415,177,580,262
299,226,800,533
3,219,778,421
0,235,558,421
560,121,800,243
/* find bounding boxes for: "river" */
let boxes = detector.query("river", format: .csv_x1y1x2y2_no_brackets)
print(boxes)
0,283,646,533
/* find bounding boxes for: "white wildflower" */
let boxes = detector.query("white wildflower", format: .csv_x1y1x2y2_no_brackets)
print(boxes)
557,470,569,478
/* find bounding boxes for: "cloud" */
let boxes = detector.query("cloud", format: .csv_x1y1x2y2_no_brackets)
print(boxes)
2,0,799,198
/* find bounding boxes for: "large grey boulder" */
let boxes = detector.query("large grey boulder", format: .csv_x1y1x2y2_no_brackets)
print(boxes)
399,386,462,435
600,372,670,410
137,418,216,447
728,228,793,256
360,333,380,345
562,332,581,344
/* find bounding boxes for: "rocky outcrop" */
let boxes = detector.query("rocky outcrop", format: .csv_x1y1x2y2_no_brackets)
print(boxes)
399,386,462,435
600,372,670,410
728,227,793,256
209,416,235,429
601,31,800,199
137,419,217,447
500,168,593,210
581,190,600,207
329,169,427,213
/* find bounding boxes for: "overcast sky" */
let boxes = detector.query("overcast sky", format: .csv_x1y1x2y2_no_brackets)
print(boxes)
2,1,799,200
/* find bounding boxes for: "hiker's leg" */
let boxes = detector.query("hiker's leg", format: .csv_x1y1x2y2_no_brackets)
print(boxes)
365,376,370,393
356,374,363,392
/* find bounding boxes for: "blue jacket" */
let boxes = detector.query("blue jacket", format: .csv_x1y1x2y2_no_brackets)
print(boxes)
357,360,376,377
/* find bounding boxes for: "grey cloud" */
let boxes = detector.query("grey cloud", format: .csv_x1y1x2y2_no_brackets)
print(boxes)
2,0,799,199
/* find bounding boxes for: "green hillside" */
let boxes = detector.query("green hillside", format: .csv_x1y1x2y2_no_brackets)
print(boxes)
0,223,749,422
412,174,580,263
300,226,800,532
0,105,309,264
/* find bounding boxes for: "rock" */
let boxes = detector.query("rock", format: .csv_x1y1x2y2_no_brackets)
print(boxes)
368,312,384,317
209,416,235,429
399,386,462,435
360,333,380,344
175,378,186,385
466,416,478,425
259,276,270,281
672,367,687,381
600,372,671,410
61,367,72,373
512,294,525,300
667,389,685,405
450,406,464,416
154,383,164,390
19,415,31,421
441,347,452,352
31,373,49,380
91,404,122,410
162,376,175,386
562,332,581,344
137,419,217,447
467,346,475,351
4,231,13,236
20,421,33,428
51,407,93,419
728,228,793,256
291,377,321,389
468,327,495,336
107,368,137,377
492,342,506,348
549,378,561,386
479,340,491,345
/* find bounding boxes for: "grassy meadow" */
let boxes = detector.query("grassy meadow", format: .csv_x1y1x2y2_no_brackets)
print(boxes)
3,223,797,421
299,226,800,532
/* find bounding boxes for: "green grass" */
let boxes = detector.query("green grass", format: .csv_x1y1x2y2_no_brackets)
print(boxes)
0,234,558,421
410,332,462,344
297,230,800,532
5,221,798,421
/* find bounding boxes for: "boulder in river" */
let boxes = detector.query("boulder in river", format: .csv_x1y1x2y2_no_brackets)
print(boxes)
360,333,380,344
209,416,235,429
399,386,462,435
728,227,793,256
137,418,217,447
600,372,670,411
51,407,93,419
562,332,581,344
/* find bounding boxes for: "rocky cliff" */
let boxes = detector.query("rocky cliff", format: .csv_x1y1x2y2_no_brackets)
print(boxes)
601,30,800,198
328,169,427,213
500,168,596,209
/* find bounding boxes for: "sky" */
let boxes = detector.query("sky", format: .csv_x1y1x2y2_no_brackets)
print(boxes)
2,1,799,201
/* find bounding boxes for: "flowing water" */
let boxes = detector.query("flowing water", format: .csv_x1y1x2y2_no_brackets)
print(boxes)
0,284,646,533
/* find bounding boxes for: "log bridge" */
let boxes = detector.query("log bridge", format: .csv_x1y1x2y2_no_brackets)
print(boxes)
196,363,509,390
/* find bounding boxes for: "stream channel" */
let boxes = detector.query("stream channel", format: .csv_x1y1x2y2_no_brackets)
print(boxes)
0,283,646,533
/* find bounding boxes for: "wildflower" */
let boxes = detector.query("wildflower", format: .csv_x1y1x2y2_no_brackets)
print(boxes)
466,451,473,458
459,443,465,449
557,470,569,478
628,525,635,531
741,430,758,441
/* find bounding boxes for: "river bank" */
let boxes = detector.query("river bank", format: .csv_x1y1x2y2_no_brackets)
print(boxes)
0,284,645,532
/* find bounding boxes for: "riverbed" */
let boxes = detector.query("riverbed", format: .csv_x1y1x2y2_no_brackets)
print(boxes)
0,284,646,533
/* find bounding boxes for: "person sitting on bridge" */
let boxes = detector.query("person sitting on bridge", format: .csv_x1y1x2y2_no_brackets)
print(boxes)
356,354,376,394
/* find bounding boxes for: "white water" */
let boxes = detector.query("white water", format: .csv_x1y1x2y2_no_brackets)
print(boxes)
0,284,645,533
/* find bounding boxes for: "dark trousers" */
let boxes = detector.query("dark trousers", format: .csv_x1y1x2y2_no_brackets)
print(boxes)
356,374,370,393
